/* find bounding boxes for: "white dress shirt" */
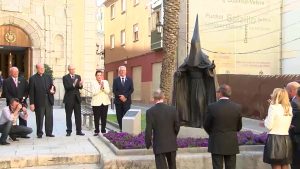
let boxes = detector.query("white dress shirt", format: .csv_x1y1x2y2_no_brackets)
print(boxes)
264,104,292,135
0,106,26,125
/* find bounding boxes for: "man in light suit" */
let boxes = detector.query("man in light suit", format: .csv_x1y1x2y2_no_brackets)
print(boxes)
145,89,180,169
63,65,84,136
286,81,300,169
112,66,134,131
2,67,28,127
204,84,242,169
29,64,55,138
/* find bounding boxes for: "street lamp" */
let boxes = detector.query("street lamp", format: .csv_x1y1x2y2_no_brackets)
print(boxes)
156,21,163,33
96,43,105,56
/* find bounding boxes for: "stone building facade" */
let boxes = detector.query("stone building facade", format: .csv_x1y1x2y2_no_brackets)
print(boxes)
0,0,100,100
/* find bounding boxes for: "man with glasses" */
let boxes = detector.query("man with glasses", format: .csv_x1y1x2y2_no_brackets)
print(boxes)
63,65,84,136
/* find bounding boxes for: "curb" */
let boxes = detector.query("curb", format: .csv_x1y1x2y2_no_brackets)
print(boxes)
106,120,119,130
0,154,100,169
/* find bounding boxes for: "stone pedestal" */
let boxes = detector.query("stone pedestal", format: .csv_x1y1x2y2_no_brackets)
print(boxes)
122,109,141,135
178,126,208,138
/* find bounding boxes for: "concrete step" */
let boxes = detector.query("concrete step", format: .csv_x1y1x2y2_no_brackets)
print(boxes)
12,164,101,169
0,136,101,169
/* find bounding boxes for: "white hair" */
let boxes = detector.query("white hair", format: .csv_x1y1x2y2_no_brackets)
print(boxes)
118,66,126,71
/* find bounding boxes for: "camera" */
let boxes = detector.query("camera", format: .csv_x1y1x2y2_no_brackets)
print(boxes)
18,97,27,112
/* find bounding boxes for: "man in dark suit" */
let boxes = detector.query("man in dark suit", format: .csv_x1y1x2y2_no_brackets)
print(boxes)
145,89,180,169
2,67,29,127
204,84,242,169
286,82,300,169
29,64,55,138
63,65,84,136
112,66,134,131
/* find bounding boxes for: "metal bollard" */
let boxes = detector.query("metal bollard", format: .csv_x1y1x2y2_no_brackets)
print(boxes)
111,97,114,110
89,114,93,130
82,114,87,127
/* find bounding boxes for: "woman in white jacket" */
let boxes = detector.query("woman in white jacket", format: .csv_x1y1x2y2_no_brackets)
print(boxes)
91,70,111,136
263,88,293,169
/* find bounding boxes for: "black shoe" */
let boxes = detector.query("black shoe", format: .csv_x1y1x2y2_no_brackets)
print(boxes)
46,134,55,137
76,132,85,136
66,133,71,136
20,135,30,139
0,142,10,145
93,133,99,136
10,136,19,141
37,135,42,138
101,130,106,134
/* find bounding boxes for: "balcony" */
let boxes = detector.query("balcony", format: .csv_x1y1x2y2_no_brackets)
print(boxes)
151,30,163,51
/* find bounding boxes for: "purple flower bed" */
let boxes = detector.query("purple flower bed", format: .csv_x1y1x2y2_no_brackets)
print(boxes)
103,130,268,149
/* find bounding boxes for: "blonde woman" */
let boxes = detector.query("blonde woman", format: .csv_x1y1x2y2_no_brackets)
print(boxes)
263,88,293,169
91,70,111,136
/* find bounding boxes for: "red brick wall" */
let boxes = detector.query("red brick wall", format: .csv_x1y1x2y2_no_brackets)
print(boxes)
104,50,163,82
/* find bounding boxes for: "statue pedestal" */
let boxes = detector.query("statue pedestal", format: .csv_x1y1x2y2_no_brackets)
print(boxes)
178,126,208,138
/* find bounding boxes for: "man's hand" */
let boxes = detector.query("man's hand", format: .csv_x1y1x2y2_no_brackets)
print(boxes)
22,107,27,112
50,85,55,94
79,80,84,87
16,104,22,112
30,104,35,112
119,95,127,102
23,108,29,120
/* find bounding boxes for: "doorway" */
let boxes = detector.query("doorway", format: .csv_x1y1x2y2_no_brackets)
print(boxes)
0,25,32,80
0,46,30,79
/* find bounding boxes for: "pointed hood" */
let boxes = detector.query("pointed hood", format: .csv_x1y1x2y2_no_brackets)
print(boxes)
186,15,201,66
182,15,212,68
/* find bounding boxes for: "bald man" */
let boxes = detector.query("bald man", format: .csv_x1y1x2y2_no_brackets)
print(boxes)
62,65,84,136
204,84,242,169
29,64,55,138
2,67,29,127
286,81,300,169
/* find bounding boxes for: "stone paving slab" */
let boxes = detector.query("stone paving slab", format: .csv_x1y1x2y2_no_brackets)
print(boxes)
0,108,101,169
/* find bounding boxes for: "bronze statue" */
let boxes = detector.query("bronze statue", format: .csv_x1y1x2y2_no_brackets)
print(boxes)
173,15,217,128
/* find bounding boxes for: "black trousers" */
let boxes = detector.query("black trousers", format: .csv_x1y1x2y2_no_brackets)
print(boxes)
19,116,27,126
291,140,300,169
65,99,82,133
92,105,108,133
155,151,177,169
115,102,130,130
35,96,53,136
212,154,236,169
0,121,12,143
9,125,33,138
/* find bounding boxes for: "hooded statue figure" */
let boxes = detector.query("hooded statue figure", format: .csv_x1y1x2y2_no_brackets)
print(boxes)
173,15,217,128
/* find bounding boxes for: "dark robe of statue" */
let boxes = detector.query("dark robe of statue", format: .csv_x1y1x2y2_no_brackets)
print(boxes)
173,16,217,128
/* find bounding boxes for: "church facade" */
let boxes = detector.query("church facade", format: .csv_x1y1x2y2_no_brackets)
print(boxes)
0,0,100,100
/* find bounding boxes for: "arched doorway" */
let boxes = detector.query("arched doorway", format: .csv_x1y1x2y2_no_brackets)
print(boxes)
0,25,32,79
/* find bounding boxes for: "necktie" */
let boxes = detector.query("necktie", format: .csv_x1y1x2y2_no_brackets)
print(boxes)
14,78,18,87
121,78,125,85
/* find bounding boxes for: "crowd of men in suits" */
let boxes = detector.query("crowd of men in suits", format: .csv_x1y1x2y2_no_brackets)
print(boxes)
1,63,300,169
0,64,135,145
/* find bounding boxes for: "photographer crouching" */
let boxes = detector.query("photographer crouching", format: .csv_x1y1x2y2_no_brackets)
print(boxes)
0,98,32,145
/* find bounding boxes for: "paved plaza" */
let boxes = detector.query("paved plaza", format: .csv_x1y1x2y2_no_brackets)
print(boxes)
0,101,267,169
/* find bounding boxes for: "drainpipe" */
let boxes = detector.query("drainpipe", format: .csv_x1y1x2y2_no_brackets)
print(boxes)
43,0,47,63
279,0,283,74
187,0,189,57
65,0,68,74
